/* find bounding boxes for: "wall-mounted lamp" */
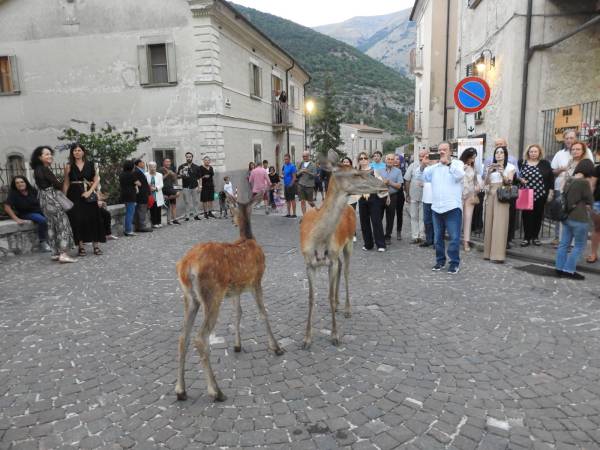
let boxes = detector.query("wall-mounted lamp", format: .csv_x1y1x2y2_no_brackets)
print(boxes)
475,49,495,74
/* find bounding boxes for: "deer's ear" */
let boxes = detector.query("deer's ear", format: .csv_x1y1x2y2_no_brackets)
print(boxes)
327,150,339,165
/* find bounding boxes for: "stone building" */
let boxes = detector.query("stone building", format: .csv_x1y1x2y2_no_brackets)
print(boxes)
0,0,309,183
338,122,391,163
410,0,600,159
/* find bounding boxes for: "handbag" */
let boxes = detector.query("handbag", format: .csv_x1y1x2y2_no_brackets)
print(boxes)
516,188,534,210
497,185,519,203
82,180,98,203
147,194,156,208
55,191,74,212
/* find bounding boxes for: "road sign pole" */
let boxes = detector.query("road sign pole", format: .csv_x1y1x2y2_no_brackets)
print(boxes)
465,113,476,136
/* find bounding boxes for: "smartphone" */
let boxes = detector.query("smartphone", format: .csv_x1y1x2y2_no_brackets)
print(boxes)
429,152,440,161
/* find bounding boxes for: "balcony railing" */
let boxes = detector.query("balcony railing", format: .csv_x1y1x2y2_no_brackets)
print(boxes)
410,47,423,75
272,95,292,129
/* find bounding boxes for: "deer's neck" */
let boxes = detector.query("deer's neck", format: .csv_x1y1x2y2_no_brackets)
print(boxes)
312,182,348,242
238,212,254,240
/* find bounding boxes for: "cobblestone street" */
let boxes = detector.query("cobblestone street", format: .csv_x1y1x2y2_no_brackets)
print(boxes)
1,214,600,450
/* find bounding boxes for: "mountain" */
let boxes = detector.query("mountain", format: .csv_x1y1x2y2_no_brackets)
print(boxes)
314,10,415,76
232,3,414,137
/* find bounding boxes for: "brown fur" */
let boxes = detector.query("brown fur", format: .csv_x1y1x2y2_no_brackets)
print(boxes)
175,197,283,402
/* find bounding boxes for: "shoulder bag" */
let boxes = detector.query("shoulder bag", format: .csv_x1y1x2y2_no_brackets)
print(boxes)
55,191,74,211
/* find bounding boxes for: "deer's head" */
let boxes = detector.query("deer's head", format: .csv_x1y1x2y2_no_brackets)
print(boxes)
321,150,388,196
226,193,262,239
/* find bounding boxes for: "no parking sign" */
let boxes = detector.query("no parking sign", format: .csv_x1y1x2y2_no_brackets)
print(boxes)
454,77,490,113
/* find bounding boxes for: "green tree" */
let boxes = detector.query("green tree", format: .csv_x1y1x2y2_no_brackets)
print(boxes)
58,122,150,204
310,77,344,157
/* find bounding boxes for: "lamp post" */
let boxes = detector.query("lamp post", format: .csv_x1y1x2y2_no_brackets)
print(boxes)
305,99,315,155
350,133,356,162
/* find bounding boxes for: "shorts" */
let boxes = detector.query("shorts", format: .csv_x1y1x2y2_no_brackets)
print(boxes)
284,184,297,201
299,185,314,202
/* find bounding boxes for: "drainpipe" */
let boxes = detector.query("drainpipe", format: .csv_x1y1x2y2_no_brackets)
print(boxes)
285,59,295,155
517,0,533,160
442,0,451,141
303,78,311,151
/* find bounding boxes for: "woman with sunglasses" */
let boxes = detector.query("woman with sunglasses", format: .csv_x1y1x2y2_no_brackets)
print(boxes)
357,152,386,252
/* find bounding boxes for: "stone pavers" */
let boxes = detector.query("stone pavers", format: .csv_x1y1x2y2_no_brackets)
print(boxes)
1,213,600,449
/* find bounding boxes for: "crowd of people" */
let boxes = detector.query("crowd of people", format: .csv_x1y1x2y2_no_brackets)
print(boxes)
4,133,599,278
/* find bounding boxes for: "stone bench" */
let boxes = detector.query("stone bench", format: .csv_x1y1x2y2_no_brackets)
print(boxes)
0,204,126,257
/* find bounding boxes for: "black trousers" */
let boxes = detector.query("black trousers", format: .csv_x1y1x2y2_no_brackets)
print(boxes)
396,190,405,237
150,204,162,225
99,207,111,236
507,198,517,243
384,193,402,238
521,197,546,241
359,195,386,249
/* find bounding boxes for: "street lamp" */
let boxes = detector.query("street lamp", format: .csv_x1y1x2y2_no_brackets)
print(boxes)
475,49,495,75
350,133,356,161
305,99,315,153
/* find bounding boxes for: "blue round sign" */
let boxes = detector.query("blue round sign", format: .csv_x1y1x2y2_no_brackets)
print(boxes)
453,77,491,113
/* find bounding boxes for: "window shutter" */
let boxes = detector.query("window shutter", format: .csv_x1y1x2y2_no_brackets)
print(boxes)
137,45,149,85
249,63,254,95
466,63,473,77
166,42,177,84
259,67,263,97
9,55,20,93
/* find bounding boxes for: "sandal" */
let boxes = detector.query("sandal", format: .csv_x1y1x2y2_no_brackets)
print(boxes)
78,247,87,256
520,240,530,247
532,239,542,246
586,255,598,264
93,246,103,256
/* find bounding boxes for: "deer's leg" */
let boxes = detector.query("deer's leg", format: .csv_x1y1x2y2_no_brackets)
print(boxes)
194,289,226,402
253,283,284,355
329,259,340,346
333,257,342,313
176,286,200,401
303,265,317,350
233,294,242,353
343,242,352,318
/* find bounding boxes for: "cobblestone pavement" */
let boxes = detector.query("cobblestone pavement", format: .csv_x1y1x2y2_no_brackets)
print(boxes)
1,213,600,450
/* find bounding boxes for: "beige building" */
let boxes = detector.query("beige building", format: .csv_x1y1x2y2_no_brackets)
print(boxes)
338,123,391,162
0,0,309,184
411,0,600,159
409,0,459,152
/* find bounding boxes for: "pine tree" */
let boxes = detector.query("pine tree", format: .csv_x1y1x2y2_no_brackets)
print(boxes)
310,77,345,157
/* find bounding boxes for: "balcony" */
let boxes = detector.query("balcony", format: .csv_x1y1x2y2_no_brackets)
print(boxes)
272,94,292,131
409,47,423,75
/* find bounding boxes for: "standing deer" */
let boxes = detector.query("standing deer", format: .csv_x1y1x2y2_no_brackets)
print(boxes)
300,152,387,348
175,193,283,402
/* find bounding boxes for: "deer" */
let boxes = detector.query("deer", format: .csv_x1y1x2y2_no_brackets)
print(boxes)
299,151,388,349
175,193,283,402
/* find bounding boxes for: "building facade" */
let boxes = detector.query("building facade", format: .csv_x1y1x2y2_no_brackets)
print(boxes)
0,0,309,185
338,123,391,162
410,0,600,160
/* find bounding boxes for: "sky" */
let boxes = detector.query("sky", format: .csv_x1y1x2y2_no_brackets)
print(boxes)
231,0,414,27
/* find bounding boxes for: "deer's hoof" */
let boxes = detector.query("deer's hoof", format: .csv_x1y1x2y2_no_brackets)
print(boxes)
234,345,242,353
176,391,187,401
273,347,285,356
331,337,340,346
344,311,352,319
302,341,312,350
212,390,227,402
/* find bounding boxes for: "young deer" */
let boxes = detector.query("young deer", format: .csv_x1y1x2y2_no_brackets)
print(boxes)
300,152,387,348
175,193,283,402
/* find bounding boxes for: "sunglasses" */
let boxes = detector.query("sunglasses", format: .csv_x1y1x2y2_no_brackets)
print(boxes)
359,157,369,160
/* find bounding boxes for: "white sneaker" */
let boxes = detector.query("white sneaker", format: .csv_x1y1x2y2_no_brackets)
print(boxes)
353,236,357,242
377,248,386,252
152,225,160,229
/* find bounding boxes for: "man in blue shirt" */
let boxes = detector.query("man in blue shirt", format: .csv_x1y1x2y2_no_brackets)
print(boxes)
423,142,465,274
379,153,404,244
282,153,298,218
370,151,386,171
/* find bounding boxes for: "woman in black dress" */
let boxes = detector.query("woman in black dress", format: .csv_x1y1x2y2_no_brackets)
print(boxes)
30,146,76,263
63,143,105,256
199,155,216,218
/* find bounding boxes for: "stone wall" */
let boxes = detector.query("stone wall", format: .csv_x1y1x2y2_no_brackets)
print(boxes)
0,205,125,258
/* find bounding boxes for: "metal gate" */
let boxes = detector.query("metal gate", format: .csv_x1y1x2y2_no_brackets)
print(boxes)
542,100,600,160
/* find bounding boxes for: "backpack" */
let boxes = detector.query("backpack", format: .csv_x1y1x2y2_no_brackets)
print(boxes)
545,185,574,222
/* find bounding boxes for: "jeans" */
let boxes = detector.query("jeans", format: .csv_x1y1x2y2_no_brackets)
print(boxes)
181,188,199,218
423,202,434,244
124,202,136,234
554,190,562,240
20,212,48,241
555,219,589,274
432,208,462,267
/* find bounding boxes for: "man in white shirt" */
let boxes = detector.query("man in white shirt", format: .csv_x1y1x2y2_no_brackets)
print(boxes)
423,142,465,274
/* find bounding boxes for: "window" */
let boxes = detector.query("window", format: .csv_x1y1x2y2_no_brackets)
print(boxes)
6,154,25,180
271,75,283,97
363,139,366,150
253,143,262,164
375,140,378,150
250,63,262,98
289,85,299,109
466,63,474,77
137,42,177,86
153,149,176,170
369,140,373,152
0,56,20,95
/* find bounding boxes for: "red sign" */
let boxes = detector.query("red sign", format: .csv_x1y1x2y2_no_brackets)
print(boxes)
453,77,491,113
